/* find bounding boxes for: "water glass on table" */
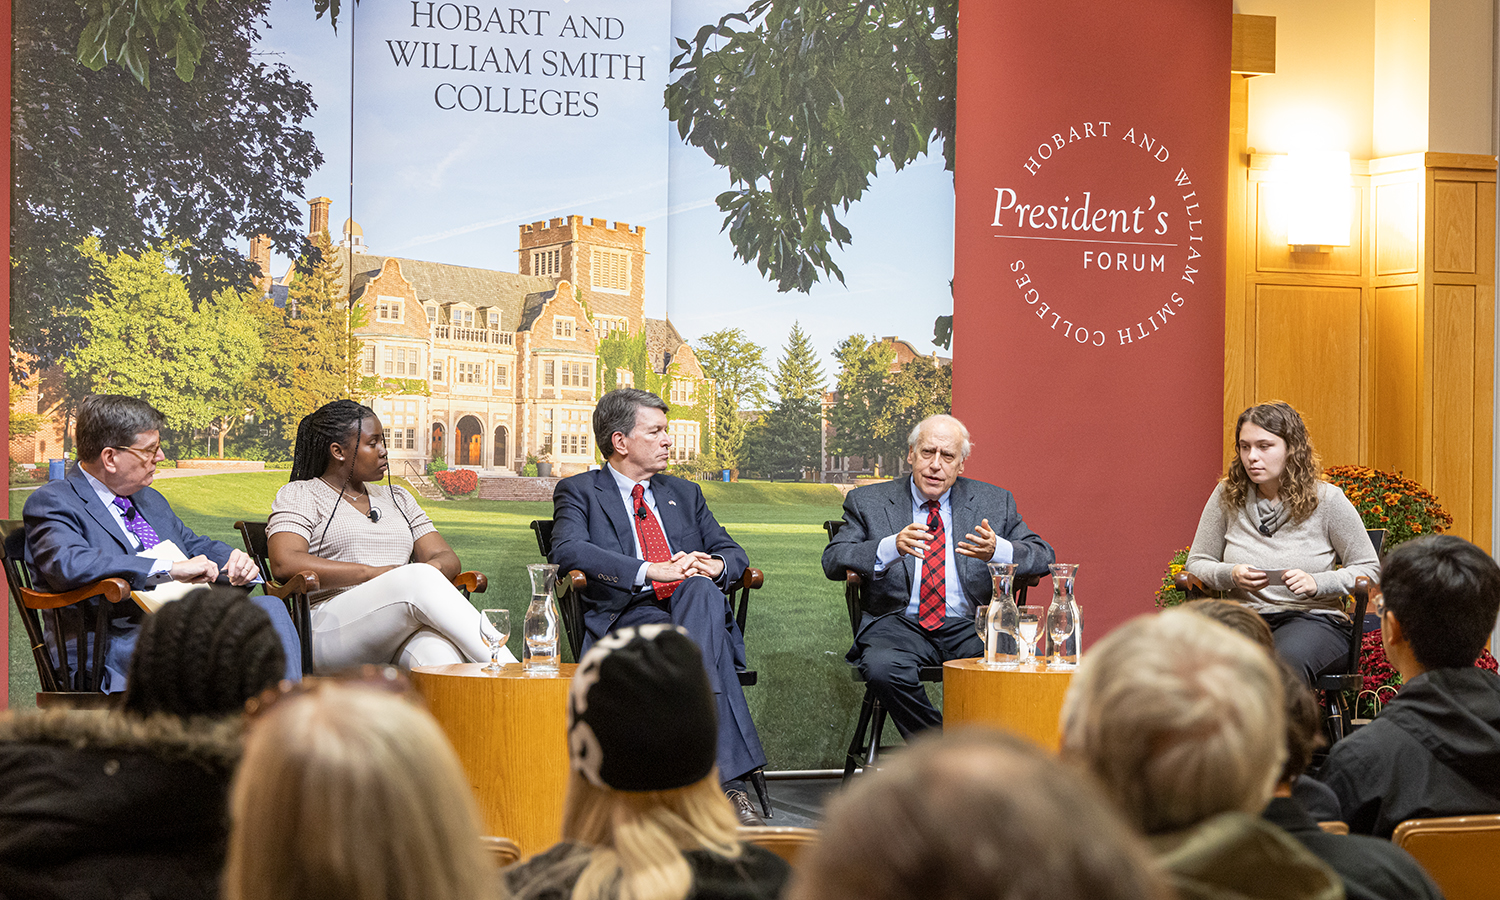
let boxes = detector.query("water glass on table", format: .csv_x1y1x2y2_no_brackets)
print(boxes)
481,609,510,674
1017,605,1044,665
1046,599,1076,668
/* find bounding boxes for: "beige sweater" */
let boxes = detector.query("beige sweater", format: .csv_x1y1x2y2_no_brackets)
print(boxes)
1186,481,1380,614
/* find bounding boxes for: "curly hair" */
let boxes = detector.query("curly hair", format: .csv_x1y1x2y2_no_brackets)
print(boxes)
290,399,375,483
1220,401,1322,524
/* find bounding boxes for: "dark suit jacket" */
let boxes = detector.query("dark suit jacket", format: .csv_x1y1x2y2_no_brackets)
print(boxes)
550,467,748,641
24,468,235,593
822,475,1054,626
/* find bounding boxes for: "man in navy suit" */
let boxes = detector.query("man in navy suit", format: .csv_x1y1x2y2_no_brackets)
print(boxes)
551,388,766,824
23,395,302,691
823,414,1054,737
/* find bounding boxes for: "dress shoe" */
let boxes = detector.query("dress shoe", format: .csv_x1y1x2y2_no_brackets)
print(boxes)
726,788,764,826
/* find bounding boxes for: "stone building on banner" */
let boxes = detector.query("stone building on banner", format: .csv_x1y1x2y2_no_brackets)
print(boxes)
257,198,710,478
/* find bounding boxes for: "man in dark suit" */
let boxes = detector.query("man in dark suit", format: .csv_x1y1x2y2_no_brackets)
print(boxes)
823,414,1054,737
23,395,302,691
551,388,766,824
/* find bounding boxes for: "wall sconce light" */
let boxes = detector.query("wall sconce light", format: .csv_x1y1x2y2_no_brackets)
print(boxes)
1285,150,1351,252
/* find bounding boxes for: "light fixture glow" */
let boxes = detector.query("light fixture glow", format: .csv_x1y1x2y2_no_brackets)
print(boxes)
1285,150,1351,251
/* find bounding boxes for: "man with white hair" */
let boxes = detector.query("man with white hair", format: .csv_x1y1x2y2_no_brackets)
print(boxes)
822,414,1054,736
1059,610,1342,900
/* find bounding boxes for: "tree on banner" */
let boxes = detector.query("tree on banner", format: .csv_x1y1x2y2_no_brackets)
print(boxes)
742,323,825,481
666,0,956,295
245,231,360,457
828,335,951,476
13,0,321,374
63,240,264,452
694,328,770,472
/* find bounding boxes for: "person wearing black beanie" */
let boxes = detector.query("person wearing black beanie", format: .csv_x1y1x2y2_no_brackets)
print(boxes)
503,626,790,900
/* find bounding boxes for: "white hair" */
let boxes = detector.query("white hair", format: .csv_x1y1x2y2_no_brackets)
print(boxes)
907,414,972,460
1059,609,1286,835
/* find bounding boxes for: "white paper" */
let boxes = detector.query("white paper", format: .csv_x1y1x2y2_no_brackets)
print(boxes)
131,540,196,613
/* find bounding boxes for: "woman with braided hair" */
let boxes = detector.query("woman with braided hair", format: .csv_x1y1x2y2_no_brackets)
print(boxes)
0,586,285,900
267,399,512,671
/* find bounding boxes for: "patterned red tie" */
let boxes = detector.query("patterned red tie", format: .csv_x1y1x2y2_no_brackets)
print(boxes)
917,500,946,630
631,484,679,602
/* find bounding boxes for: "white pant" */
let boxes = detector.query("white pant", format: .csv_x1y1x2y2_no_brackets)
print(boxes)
310,563,518,670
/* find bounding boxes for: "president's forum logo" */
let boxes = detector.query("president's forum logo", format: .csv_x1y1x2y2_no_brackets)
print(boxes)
990,121,1210,350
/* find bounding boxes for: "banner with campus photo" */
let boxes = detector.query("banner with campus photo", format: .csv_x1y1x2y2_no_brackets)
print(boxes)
7,0,961,768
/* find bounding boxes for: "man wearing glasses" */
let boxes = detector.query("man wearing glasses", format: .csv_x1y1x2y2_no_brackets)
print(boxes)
23,394,301,690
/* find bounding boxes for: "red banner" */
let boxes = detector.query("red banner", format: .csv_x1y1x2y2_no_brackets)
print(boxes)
953,0,1231,640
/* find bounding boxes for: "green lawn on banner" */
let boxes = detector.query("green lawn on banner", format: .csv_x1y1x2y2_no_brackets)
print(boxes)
8,476,916,769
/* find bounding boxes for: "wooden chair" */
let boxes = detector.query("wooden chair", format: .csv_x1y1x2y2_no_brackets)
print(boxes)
1317,820,1349,835
0,519,130,707
529,518,771,816
1391,814,1500,900
1174,563,1375,743
235,520,490,676
479,835,522,867
737,825,818,866
823,519,1038,783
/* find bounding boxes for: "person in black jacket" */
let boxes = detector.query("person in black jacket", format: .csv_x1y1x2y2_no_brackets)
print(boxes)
0,587,285,900
1264,659,1441,900
1319,534,1500,836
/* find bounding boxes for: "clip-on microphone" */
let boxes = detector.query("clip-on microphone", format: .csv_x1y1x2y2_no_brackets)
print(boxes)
636,505,648,520
368,507,381,523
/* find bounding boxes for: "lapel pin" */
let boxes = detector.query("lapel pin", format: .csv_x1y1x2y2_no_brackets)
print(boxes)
668,500,677,506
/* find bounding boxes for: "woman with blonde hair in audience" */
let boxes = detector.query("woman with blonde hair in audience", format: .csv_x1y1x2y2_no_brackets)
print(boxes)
503,625,789,900
1186,400,1379,684
222,676,496,900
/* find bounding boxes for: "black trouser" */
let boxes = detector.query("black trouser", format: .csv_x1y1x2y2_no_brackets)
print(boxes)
851,613,982,738
1262,610,1352,685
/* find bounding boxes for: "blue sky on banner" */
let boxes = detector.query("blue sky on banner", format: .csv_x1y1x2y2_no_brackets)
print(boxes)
259,0,955,377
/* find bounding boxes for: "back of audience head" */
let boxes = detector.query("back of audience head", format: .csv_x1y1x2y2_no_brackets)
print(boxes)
222,680,494,900
1380,534,1500,670
123,586,285,719
1060,609,1286,835
1183,598,1275,653
1276,659,1324,786
784,728,1170,900
558,625,740,900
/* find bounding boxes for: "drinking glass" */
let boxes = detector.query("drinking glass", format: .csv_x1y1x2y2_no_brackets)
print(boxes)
1046,599,1076,667
481,609,510,674
1017,605,1044,665
974,605,990,660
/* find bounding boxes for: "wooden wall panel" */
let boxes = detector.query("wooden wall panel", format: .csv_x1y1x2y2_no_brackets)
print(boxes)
1253,285,1363,463
1372,285,1419,475
1375,181,1420,275
1430,284,1478,537
1254,182,1364,275
1433,180,1478,273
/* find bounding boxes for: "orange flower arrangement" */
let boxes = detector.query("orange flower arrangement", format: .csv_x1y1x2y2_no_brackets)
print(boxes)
1323,465,1453,551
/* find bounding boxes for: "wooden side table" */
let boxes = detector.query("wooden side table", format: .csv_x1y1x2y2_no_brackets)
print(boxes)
942,659,1075,751
410,662,575,856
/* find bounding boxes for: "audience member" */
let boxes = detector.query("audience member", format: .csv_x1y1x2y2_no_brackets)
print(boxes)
23,393,300,688
1264,659,1441,899
1186,401,1380,684
822,413,1054,737
784,727,1171,900
1182,597,1340,820
502,625,790,900
267,399,510,670
1319,534,1500,836
551,389,766,824
222,675,495,900
0,587,285,900
1061,609,1343,900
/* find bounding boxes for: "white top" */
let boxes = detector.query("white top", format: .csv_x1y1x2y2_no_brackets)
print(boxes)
268,478,437,598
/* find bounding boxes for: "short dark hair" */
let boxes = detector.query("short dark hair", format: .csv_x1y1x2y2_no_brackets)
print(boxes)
592,388,668,460
76,395,167,462
1277,660,1323,783
290,399,376,482
1382,534,1500,669
124,586,285,718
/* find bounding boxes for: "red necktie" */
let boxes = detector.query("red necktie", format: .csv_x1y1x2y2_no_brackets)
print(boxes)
631,484,679,602
917,500,946,630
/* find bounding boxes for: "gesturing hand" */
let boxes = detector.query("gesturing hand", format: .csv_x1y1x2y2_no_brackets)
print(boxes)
896,522,935,558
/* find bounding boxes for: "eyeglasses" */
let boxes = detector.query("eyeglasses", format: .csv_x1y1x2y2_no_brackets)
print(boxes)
111,443,161,462
243,665,419,720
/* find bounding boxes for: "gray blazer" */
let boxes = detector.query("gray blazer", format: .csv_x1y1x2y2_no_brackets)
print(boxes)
822,475,1055,624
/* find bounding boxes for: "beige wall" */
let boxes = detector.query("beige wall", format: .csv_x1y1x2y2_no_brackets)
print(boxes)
1429,0,1495,154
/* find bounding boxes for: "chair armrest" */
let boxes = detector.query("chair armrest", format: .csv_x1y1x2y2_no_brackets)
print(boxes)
261,571,320,601
1174,570,1209,596
20,576,133,610
567,570,588,592
455,571,488,595
737,568,765,591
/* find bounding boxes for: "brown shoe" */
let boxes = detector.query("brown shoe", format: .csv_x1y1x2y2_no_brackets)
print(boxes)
726,788,764,827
